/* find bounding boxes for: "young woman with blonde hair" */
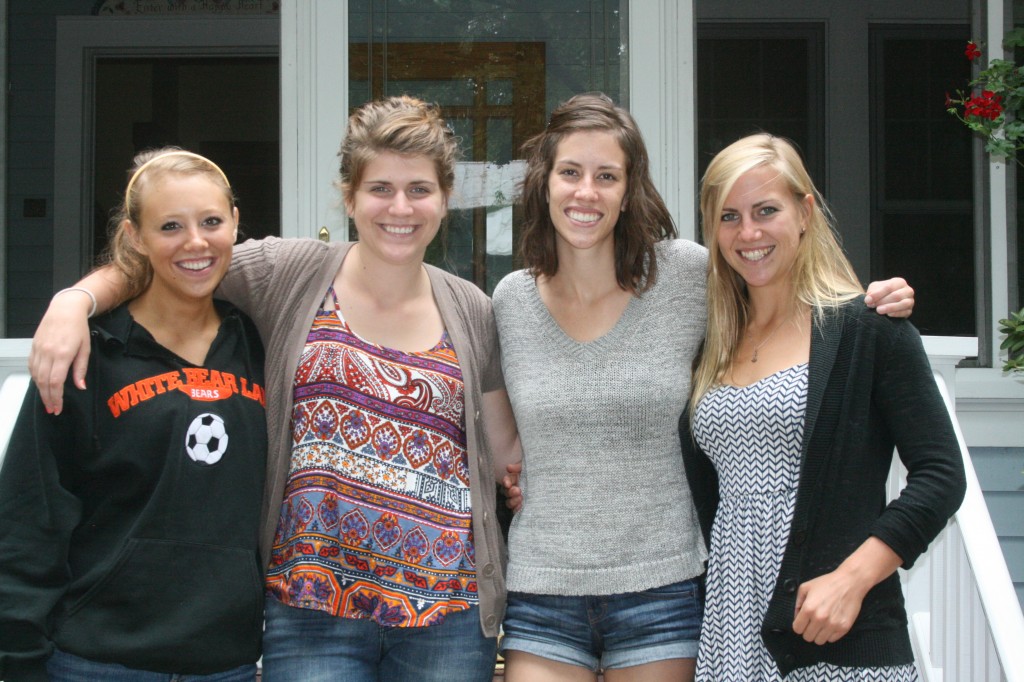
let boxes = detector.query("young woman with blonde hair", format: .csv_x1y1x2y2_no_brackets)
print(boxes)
682,133,965,681
0,148,267,681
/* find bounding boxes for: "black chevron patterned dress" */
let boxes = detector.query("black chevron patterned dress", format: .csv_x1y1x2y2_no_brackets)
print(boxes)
692,364,918,681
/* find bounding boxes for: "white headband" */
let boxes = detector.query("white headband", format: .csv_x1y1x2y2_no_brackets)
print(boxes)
123,150,231,212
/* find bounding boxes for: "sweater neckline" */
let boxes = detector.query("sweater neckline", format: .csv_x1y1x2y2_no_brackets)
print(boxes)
524,273,645,355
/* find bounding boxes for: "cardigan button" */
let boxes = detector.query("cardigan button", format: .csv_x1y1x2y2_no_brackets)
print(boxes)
791,530,807,546
485,613,497,628
782,653,796,666
783,579,797,593
482,563,495,578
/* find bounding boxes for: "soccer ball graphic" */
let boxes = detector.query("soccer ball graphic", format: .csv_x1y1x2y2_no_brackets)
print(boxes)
185,413,229,465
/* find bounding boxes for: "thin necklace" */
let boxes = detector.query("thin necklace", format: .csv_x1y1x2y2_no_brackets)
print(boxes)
748,312,795,363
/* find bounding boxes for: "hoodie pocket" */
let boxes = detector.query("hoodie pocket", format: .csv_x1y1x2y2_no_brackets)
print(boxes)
60,538,263,673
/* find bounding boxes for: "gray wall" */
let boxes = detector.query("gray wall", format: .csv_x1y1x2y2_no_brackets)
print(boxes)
6,1,94,338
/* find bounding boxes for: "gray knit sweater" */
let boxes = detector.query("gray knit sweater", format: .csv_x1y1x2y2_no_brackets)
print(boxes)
492,239,709,595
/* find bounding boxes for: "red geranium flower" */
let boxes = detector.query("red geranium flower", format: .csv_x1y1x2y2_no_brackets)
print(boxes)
965,41,982,61
964,90,1004,120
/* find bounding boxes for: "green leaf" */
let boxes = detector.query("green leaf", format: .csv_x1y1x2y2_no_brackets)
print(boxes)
1004,28,1024,48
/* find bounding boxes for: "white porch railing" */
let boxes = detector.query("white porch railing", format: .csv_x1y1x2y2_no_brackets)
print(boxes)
0,339,32,472
0,373,29,471
891,369,1024,682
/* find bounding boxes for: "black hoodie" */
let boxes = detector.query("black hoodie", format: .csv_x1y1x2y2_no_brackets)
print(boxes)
0,301,267,681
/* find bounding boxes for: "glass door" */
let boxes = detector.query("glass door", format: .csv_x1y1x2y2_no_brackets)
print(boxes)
346,1,627,292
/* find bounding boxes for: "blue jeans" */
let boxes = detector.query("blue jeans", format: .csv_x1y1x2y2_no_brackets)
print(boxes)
501,577,705,672
261,597,497,682
46,648,256,681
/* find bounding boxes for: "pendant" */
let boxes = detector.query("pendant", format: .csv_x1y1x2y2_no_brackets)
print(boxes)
751,349,759,363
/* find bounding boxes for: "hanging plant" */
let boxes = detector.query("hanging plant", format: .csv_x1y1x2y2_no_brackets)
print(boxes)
947,29,1024,164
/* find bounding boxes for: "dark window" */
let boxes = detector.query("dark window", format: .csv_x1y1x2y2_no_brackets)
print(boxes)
93,57,280,263
697,24,825,195
870,26,974,336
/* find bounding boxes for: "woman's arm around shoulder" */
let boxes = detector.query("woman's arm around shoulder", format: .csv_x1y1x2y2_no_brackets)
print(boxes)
30,267,129,414
216,236,331,315
655,238,709,277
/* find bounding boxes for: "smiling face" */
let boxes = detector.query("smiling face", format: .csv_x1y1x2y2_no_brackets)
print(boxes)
346,151,446,268
129,172,237,304
546,130,628,258
716,164,812,296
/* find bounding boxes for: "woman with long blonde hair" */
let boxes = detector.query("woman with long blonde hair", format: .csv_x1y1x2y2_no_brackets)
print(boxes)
682,133,965,681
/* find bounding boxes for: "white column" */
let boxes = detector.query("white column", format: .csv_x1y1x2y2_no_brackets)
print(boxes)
629,0,697,241
987,0,1010,364
280,0,348,240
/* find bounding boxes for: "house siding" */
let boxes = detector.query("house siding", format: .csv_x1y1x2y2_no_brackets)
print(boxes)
970,446,1024,609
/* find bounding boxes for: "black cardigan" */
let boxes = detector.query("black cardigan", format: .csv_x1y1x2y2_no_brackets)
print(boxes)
680,297,966,676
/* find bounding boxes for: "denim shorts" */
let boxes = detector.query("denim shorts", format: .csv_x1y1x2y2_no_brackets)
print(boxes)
501,577,704,672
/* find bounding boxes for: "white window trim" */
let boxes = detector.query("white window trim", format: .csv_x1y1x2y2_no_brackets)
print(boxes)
280,0,347,240
629,0,697,242
986,0,1011,366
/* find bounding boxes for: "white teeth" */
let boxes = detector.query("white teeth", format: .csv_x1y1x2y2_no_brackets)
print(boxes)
383,225,415,235
567,210,599,224
740,247,773,262
179,259,213,271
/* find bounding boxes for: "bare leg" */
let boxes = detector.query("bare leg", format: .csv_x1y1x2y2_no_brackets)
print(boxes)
503,650,598,682
603,657,695,682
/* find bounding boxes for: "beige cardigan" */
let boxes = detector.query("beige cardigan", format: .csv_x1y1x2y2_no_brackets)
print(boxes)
218,237,508,637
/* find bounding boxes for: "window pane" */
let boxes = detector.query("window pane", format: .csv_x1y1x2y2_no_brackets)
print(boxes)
697,25,824,190
882,38,972,202
349,1,627,292
871,26,974,336
880,213,974,335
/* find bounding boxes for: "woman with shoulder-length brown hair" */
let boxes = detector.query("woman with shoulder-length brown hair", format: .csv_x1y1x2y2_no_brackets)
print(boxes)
517,91,675,293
